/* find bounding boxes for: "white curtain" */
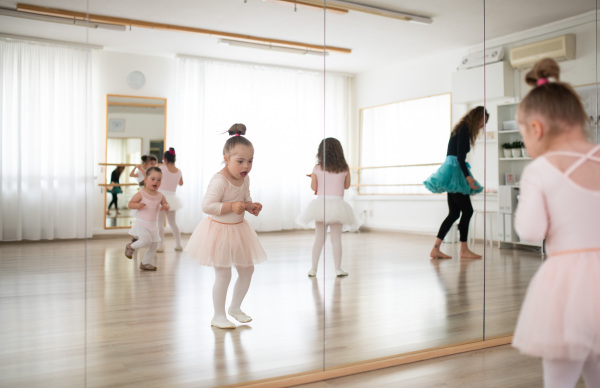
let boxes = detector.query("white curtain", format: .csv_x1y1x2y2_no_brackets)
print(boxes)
170,57,350,232
0,39,93,241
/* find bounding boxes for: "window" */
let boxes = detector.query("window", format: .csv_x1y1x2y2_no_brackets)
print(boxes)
358,93,451,195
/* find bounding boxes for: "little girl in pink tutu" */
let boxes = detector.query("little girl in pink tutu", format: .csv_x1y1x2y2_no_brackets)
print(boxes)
512,58,600,388
184,123,266,329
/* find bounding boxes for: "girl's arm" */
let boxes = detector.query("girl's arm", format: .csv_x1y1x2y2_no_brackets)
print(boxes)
514,164,548,242
179,175,184,186
344,170,351,189
129,166,138,178
202,175,244,215
128,192,144,209
310,173,318,192
160,194,170,212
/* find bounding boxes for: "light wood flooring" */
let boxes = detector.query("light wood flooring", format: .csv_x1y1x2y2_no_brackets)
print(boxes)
0,230,543,387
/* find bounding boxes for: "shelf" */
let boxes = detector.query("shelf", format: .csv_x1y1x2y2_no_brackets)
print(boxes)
498,129,520,134
499,157,531,161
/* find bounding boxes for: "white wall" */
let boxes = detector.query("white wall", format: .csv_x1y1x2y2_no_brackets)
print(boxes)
349,12,597,239
92,50,176,235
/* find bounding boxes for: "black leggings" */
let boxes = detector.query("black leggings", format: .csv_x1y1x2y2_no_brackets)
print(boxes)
108,192,118,210
436,192,473,243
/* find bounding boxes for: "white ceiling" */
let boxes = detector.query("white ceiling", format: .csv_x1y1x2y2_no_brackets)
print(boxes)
0,0,596,73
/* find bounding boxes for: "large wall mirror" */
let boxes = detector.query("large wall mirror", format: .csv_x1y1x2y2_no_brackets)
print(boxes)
104,95,166,229
0,0,597,387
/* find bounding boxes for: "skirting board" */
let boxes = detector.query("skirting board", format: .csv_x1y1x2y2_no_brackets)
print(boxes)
223,336,514,388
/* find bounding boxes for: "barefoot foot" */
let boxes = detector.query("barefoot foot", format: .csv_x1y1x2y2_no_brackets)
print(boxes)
430,248,452,259
460,249,482,259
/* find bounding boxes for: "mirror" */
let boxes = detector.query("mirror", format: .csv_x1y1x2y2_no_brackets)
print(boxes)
104,95,166,229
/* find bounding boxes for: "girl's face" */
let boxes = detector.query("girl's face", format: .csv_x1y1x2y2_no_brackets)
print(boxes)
224,144,254,180
144,171,162,191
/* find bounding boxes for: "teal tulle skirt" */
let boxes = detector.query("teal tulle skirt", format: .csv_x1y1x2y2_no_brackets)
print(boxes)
424,156,483,195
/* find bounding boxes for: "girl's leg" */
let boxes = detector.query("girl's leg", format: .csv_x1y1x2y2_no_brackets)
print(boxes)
108,193,117,212
309,222,326,276
212,267,235,328
582,353,600,387
329,223,347,276
157,212,166,251
228,265,254,323
431,194,460,259
452,193,481,259
139,242,158,270
166,211,182,250
543,358,584,388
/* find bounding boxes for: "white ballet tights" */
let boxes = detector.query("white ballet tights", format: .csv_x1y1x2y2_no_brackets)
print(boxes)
311,222,343,273
158,211,182,249
543,354,600,388
131,237,158,265
213,265,254,319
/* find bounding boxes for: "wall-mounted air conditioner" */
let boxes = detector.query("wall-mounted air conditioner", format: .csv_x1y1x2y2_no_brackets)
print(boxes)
457,47,504,70
509,34,575,69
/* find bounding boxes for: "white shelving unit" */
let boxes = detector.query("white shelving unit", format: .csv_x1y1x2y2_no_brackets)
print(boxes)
496,102,542,249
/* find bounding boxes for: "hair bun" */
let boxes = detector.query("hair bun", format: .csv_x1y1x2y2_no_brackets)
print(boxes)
228,123,247,136
525,57,560,87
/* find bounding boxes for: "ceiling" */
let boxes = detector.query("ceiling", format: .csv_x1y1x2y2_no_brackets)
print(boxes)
0,0,596,74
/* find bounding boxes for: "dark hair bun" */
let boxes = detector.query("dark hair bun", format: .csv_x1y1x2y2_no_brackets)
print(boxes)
525,58,560,87
228,123,247,136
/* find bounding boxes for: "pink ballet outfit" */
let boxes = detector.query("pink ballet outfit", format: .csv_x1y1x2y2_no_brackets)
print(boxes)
184,173,267,268
296,165,361,231
512,145,600,360
128,190,163,243
159,165,183,211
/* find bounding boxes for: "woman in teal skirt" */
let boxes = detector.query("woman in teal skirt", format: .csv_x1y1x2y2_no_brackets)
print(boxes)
424,106,488,259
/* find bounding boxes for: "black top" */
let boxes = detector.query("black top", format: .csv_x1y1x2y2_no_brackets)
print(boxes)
110,169,121,184
446,124,471,178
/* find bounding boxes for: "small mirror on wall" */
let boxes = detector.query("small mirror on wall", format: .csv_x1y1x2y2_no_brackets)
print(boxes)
104,95,167,229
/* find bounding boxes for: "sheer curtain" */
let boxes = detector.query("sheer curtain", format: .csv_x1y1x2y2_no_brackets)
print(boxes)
0,39,93,241
170,57,350,232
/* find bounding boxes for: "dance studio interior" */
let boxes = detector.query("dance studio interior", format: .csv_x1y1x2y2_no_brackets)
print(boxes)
1,1,597,387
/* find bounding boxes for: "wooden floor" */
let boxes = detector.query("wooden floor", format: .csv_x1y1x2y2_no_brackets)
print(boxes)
0,230,543,387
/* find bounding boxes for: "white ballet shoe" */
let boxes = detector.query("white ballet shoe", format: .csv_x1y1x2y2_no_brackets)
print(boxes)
307,269,317,277
174,246,183,251
211,316,236,329
228,308,252,323
336,269,348,277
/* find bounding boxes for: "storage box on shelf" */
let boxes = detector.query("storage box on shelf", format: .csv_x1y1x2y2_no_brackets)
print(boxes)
496,102,542,249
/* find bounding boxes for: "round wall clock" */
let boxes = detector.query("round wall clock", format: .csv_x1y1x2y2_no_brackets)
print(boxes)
127,71,145,89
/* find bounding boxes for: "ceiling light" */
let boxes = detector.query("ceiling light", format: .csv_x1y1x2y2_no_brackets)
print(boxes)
219,38,328,56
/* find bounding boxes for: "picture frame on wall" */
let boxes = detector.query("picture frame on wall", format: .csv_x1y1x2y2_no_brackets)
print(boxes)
108,118,125,132
505,172,516,185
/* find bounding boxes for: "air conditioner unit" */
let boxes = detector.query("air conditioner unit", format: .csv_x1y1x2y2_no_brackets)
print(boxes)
509,34,575,69
457,47,504,70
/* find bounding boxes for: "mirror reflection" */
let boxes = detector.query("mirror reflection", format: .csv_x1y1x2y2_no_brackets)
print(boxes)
104,95,166,228
0,0,597,386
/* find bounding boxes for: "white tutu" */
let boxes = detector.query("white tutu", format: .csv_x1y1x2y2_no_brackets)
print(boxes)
129,218,161,243
296,195,361,232
160,190,183,211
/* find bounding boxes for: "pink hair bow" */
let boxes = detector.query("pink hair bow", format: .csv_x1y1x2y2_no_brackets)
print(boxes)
537,78,549,86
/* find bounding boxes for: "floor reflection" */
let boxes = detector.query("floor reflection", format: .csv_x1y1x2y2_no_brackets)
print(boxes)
0,230,542,386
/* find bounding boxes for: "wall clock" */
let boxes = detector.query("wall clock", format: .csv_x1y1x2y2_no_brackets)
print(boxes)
127,71,145,89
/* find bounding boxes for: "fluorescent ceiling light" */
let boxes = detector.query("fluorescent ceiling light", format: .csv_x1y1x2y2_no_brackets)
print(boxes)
219,38,328,56
0,7,126,31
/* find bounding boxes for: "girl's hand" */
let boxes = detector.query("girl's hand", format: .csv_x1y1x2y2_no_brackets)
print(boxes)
246,202,262,216
466,176,480,190
137,202,146,210
161,204,170,212
232,201,246,215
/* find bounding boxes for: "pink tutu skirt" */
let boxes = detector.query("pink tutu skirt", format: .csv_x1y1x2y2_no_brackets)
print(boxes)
184,218,267,268
296,195,361,232
129,218,161,243
512,251,600,360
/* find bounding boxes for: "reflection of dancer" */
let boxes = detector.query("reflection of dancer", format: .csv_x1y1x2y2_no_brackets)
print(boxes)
107,166,124,215
130,154,157,186
512,58,600,388
297,138,360,277
424,106,488,260
158,148,184,252
185,124,267,329
125,167,170,271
